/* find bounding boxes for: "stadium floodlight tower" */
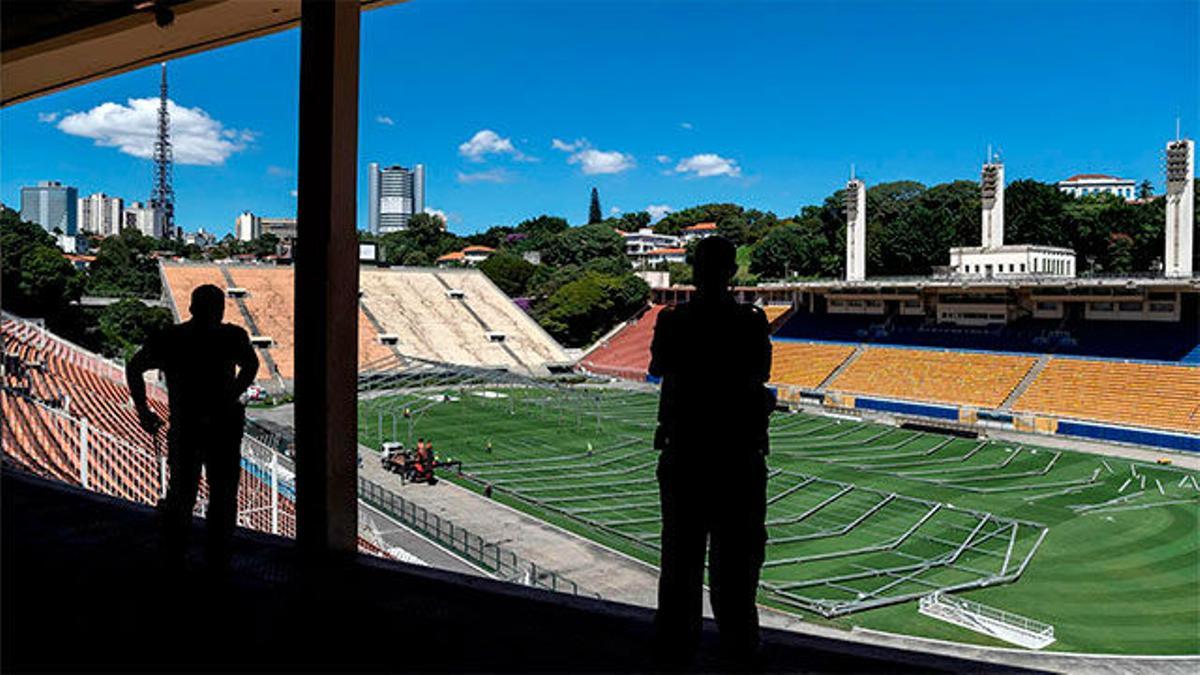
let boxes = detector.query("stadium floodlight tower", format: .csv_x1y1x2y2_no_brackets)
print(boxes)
980,158,1004,249
1164,137,1195,278
844,172,866,281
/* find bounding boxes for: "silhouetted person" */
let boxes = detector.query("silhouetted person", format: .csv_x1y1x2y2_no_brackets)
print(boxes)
649,236,773,667
127,284,259,572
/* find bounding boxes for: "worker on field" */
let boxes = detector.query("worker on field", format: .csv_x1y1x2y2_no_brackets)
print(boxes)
649,235,773,667
127,284,259,574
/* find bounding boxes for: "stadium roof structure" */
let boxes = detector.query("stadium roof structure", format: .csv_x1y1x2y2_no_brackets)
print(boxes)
0,0,407,106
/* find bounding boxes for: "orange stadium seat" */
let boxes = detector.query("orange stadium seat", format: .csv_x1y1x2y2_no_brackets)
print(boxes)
1013,359,1200,434
828,346,1036,409
768,341,856,389
3,314,390,560
579,305,665,380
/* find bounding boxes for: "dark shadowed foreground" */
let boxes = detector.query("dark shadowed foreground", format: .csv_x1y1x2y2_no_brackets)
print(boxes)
1,468,1032,673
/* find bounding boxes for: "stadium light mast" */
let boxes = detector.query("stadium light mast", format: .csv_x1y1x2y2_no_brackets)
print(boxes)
980,157,1004,249
1163,137,1194,278
844,169,866,282
150,61,176,239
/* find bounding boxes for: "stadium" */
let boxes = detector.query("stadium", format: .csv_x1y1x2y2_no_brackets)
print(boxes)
2,1,1198,672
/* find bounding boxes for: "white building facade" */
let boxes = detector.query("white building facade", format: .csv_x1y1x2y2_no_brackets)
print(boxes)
1056,174,1136,199
949,245,1076,278
622,228,681,268
679,222,717,243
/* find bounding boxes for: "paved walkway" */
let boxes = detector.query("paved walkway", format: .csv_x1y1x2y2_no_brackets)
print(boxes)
359,447,673,608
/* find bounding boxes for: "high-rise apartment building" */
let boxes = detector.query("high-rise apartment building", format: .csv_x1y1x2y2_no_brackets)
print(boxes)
20,181,78,235
235,211,261,241
368,162,424,234
123,201,164,238
77,193,124,237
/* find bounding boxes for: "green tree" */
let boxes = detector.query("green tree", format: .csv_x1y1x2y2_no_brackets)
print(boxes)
1137,180,1154,200
511,214,569,252
615,211,651,232
86,228,162,297
479,252,536,297
535,271,649,347
749,224,827,278
665,262,693,285
540,223,627,267
250,232,280,258
0,207,84,318
653,203,743,235
588,188,603,224
97,299,173,360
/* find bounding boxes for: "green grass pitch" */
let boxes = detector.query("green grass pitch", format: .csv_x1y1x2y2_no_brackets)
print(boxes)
358,384,1200,655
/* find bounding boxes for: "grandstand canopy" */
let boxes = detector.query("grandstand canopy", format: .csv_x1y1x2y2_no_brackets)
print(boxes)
1,0,405,107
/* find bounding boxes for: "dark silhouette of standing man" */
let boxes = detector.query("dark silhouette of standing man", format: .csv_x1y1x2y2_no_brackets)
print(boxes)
127,284,259,571
649,236,773,666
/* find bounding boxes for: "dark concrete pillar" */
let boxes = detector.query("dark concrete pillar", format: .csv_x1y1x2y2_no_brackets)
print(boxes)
294,0,360,555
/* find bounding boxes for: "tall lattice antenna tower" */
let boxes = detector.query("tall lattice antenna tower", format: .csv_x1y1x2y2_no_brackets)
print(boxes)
150,62,176,238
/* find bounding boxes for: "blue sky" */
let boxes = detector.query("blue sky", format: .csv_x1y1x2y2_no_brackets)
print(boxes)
2,0,1197,237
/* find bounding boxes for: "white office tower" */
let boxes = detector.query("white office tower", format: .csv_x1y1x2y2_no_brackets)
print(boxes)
368,162,425,234
1164,139,1194,278
844,179,866,281
981,162,1005,249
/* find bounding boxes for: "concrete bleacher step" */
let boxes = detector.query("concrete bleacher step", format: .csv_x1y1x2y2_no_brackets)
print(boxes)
218,266,283,389
1000,354,1050,411
816,344,865,391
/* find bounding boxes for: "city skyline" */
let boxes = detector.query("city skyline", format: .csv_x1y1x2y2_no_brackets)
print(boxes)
1,0,1196,238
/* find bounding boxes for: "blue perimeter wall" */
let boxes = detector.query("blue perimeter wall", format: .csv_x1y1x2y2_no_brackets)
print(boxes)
853,396,959,421
845,396,1198,453
1056,421,1200,453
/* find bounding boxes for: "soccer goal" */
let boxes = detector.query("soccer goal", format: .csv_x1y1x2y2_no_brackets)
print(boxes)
918,591,1055,649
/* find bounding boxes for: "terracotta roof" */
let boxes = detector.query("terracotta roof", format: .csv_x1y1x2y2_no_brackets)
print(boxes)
437,251,465,262
682,222,717,231
1060,174,1129,182
63,254,96,263
646,247,686,255
462,245,495,253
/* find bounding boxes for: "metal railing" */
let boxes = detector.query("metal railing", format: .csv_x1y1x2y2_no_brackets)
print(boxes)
921,591,1054,639
357,476,591,598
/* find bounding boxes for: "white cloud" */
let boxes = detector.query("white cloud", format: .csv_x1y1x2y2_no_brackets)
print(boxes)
37,111,60,123
457,168,512,184
289,189,298,198
674,153,741,178
680,122,694,130
375,115,395,126
609,206,621,215
655,154,671,164
646,204,673,223
551,138,585,152
459,129,530,162
423,207,449,225
267,165,292,177
56,97,253,166
553,137,634,175
570,148,635,175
